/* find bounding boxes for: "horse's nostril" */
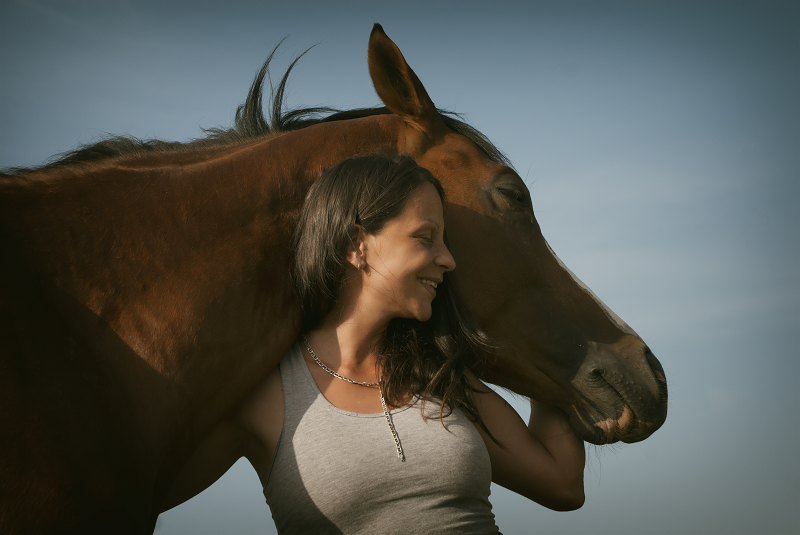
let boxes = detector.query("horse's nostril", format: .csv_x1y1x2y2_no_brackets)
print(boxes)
644,346,666,383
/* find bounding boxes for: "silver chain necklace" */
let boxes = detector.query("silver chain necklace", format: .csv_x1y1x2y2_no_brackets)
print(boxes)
301,334,405,462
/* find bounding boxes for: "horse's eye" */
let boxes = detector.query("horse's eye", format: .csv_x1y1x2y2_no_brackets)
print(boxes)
497,187,526,206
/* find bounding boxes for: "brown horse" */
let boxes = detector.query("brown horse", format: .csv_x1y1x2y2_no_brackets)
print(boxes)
0,25,667,534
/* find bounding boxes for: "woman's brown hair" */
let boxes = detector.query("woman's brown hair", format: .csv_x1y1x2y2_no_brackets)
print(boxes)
293,154,496,438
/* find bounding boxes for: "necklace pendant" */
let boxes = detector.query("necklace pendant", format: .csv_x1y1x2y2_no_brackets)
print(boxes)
302,334,405,461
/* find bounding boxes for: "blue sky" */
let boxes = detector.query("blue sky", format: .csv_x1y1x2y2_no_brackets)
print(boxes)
1,1,798,534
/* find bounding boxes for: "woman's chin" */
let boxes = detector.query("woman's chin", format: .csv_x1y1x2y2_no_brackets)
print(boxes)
395,302,433,322
414,306,433,322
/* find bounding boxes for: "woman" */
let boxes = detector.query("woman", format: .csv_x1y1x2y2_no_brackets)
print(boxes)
162,155,585,533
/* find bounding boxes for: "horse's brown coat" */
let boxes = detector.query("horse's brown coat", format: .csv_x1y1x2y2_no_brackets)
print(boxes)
0,25,666,533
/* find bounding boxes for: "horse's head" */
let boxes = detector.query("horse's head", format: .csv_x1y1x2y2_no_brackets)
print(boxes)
367,24,667,445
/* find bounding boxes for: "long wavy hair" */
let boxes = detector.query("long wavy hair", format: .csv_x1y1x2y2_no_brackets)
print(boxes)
293,154,497,437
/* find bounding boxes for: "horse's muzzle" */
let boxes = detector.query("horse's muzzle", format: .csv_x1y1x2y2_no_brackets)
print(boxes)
570,343,668,445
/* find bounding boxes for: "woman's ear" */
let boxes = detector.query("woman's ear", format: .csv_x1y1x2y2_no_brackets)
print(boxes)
346,224,367,270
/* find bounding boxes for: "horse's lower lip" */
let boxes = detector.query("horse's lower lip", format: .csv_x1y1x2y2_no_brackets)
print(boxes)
571,404,649,445
594,404,635,441
571,373,656,444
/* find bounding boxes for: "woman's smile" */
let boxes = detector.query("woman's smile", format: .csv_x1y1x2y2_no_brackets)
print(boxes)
418,278,440,296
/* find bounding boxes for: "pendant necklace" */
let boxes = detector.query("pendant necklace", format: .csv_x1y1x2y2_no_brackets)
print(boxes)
301,334,405,462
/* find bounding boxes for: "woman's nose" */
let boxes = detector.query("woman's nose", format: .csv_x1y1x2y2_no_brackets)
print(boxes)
438,244,456,272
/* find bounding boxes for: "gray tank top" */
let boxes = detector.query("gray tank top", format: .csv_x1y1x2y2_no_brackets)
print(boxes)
263,342,499,534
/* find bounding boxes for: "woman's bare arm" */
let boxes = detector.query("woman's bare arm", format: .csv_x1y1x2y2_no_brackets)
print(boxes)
469,374,586,511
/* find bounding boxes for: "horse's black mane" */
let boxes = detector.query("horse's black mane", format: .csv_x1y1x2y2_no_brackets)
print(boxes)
4,45,509,175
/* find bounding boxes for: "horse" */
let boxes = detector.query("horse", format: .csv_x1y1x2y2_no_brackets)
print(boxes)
0,24,667,534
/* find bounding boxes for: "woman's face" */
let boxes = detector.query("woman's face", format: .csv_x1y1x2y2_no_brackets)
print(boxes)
360,183,456,322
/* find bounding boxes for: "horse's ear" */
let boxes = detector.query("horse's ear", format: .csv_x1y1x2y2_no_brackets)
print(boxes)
368,24,445,134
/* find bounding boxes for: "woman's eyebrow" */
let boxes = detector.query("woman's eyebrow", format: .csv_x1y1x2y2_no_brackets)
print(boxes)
422,219,441,229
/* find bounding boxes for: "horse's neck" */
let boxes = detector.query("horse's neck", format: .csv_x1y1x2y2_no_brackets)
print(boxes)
7,113,400,441
166,115,402,400
15,115,399,319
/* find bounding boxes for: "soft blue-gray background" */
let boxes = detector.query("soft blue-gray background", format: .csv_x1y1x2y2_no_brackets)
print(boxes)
1,1,797,534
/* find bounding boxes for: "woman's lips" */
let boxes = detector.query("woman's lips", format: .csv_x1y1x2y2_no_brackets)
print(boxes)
418,278,439,296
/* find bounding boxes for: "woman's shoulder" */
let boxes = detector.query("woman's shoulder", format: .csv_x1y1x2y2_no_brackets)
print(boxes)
236,340,302,425
233,353,287,457
236,366,282,423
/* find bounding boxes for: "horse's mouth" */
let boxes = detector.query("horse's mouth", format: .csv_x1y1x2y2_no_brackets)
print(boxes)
594,404,635,441
593,375,638,442
571,373,662,445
